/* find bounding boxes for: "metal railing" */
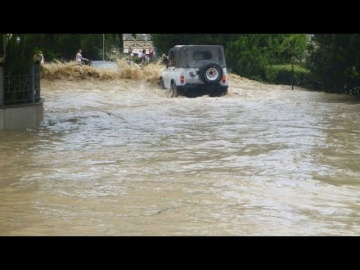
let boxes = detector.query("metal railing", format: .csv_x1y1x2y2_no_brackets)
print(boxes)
0,64,41,106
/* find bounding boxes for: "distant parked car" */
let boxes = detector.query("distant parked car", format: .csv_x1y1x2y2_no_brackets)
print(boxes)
91,60,119,71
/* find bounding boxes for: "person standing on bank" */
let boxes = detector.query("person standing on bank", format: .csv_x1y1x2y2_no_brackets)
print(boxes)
148,46,154,60
39,51,45,65
140,49,149,65
76,49,89,65
34,51,45,65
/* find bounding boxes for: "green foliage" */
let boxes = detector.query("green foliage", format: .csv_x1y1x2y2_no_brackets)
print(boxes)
3,34,37,75
306,34,360,93
1,34,124,64
264,64,321,90
81,34,122,60
152,34,308,82
33,34,123,62
226,34,270,80
274,34,308,63
152,34,236,57
44,51,63,62
268,64,309,73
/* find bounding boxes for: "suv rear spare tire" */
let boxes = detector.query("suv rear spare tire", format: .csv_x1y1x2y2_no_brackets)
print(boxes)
199,63,223,84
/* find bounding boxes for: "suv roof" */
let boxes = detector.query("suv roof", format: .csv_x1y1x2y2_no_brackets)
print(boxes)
168,45,226,68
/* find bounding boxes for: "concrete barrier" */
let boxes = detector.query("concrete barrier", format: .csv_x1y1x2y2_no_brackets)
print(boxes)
0,98,44,130
0,65,44,130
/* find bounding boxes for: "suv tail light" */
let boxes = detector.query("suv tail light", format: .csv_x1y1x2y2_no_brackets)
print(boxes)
221,74,227,83
180,76,185,84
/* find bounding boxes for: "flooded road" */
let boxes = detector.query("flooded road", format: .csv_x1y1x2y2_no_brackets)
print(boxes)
1,73,360,236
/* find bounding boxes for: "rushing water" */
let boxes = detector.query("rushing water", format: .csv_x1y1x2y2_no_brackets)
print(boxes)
1,75,360,236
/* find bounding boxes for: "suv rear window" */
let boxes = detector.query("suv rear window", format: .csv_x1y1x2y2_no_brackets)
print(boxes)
193,51,212,60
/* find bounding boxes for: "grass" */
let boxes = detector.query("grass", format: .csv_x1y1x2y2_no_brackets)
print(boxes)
269,64,310,73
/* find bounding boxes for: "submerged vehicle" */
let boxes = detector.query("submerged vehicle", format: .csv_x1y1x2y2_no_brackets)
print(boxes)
159,45,228,97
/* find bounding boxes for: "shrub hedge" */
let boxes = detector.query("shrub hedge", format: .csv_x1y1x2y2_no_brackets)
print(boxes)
264,64,322,90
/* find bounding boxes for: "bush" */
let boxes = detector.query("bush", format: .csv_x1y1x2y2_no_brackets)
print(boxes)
264,64,322,90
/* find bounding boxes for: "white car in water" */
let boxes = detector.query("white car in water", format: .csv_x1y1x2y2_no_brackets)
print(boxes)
91,60,119,71
159,45,228,97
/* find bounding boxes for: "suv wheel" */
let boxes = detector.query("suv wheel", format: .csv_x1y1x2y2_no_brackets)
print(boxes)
171,82,178,97
159,78,166,89
199,63,223,84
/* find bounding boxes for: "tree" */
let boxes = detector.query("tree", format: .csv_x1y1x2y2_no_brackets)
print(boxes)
307,34,360,93
3,34,40,75
152,34,236,57
226,34,271,80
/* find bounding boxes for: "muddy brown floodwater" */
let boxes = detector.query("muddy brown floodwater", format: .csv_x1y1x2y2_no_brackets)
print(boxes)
1,69,360,236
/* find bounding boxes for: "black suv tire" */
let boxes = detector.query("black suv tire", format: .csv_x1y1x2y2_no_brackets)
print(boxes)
199,63,223,84
159,78,166,89
171,82,179,97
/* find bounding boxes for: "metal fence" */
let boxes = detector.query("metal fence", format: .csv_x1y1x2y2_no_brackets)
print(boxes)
0,64,41,106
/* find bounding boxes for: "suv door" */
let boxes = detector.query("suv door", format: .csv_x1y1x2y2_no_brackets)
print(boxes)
162,50,177,89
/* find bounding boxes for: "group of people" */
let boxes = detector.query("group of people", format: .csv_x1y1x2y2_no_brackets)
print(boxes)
138,49,149,65
34,49,85,66
127,46,155,65
35,48,155,66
